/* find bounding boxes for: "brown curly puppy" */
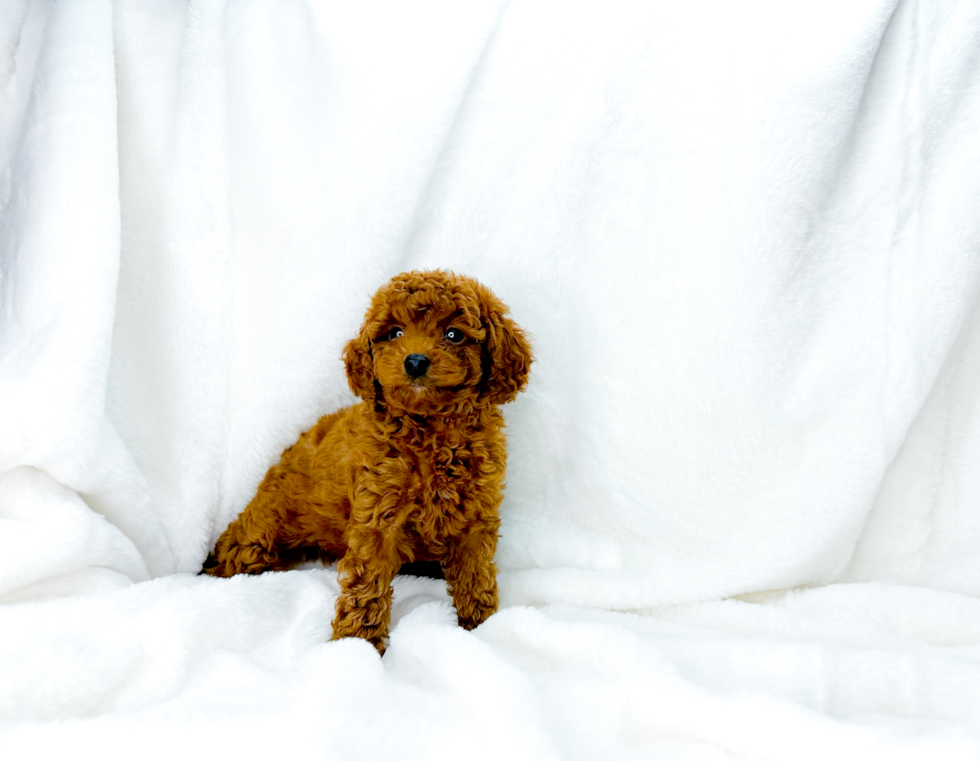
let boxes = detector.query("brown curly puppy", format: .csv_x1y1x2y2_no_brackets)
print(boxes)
206,270,532,653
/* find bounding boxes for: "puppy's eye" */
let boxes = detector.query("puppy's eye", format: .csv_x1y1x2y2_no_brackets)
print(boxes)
444,327,465,344
377,326,404,342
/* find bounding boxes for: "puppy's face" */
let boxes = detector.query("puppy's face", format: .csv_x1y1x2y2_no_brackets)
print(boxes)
344,271,532,416
369,288,485,414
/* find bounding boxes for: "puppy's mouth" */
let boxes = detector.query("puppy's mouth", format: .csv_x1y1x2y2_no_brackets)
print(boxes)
376,358,473,411
388,376,433,401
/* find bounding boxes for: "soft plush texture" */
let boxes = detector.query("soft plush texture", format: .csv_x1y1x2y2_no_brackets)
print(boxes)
207,270,532,652
3,0,980,758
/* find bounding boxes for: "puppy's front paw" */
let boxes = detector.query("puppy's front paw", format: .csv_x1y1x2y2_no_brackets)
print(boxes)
330,631,387,656
451,580,498,631
330,619,388,655
456,600,497,631
331,593,391,655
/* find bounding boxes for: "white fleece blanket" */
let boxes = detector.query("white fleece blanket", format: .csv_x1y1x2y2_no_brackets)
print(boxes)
3,0,980,758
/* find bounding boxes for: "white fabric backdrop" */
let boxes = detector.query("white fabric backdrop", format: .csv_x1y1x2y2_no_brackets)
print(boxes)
3,0,980,758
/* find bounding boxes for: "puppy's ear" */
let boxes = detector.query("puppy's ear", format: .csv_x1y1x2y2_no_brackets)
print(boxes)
343,325,375,402
478,285,533,406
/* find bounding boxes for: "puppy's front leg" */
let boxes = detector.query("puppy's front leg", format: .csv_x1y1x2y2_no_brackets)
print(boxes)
444,524,500,631
331,524,401,654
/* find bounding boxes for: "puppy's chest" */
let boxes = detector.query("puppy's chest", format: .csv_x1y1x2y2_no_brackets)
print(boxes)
400,441,475,512
379,433,491,538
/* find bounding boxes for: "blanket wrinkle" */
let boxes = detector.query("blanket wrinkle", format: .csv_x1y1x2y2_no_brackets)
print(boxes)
402,0,511,259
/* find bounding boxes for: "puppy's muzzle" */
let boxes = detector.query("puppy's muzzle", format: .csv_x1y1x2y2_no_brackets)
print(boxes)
404,354,430,379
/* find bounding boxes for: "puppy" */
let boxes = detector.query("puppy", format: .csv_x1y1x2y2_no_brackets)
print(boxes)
206,270,532,653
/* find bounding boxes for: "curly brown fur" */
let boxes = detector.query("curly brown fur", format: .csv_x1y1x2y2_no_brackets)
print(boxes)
206,270,532,653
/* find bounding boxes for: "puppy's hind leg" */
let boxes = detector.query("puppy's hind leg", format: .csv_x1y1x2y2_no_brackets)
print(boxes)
204,465,304,577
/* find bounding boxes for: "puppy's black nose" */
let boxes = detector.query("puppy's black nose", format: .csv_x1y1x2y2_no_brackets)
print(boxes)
404,353,430,378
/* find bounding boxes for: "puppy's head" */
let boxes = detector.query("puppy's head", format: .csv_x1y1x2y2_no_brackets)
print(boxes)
344,270,532,416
